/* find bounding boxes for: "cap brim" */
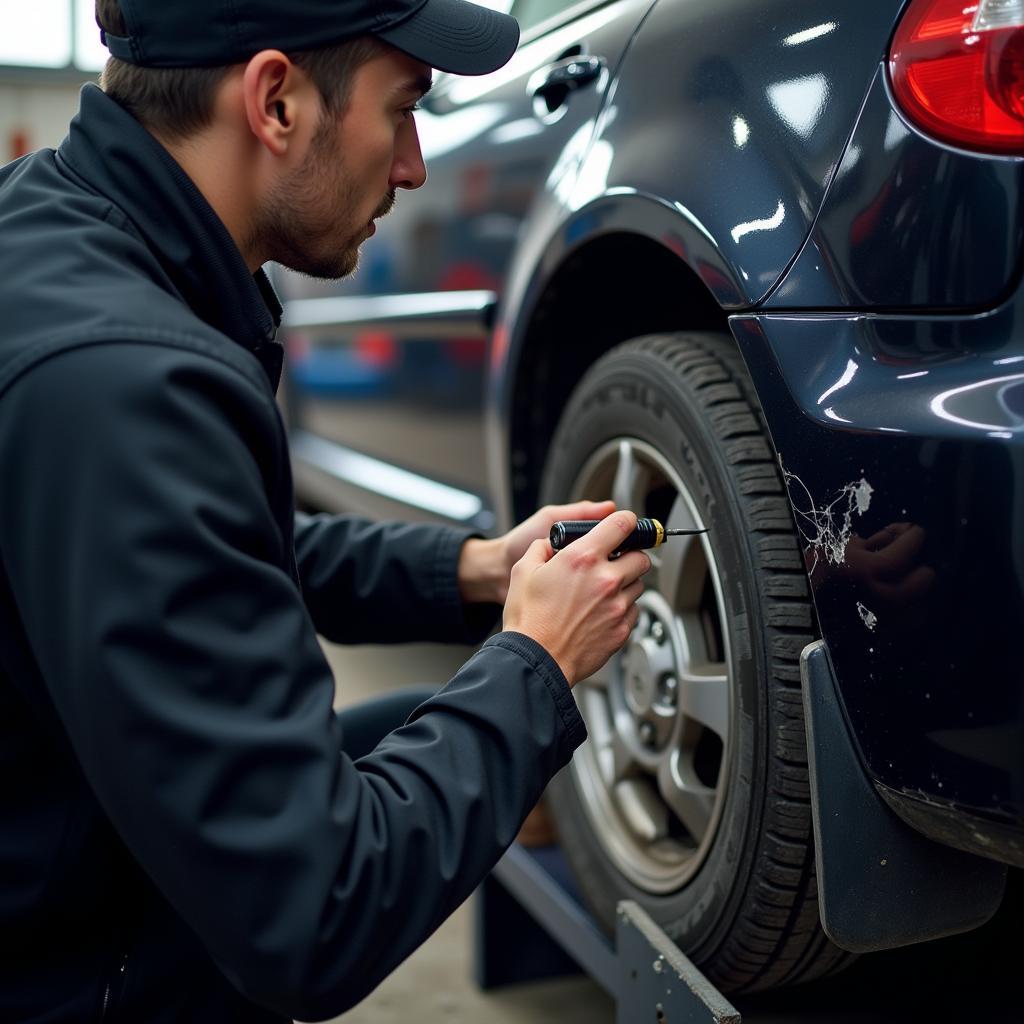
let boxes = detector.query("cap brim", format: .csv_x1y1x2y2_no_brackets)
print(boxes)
377,0,520,76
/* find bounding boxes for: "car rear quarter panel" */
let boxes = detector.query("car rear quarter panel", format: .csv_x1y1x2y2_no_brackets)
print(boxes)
491,0,908,515
571,0,910,303
732,302,1024,861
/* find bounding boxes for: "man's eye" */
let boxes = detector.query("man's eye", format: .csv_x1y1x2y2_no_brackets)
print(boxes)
401,104,421,119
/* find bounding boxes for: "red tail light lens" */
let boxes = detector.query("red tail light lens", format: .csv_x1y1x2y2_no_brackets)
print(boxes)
890,0,1024,154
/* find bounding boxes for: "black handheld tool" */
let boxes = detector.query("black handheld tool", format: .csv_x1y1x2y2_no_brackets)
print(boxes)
550,518,707,557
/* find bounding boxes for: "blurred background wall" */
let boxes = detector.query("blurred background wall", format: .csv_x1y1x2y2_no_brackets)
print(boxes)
0,77,90,160
1,0,108,158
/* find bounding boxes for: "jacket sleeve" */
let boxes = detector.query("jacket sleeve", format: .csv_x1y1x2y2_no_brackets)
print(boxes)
291,511,500,645
0,341,586,1021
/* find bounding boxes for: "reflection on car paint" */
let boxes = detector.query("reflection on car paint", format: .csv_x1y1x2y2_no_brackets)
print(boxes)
930,373,1024,435
729,198,786,244
766,74,831,138
782,21,839,47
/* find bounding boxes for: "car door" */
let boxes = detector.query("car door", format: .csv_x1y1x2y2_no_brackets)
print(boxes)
279,0,655,529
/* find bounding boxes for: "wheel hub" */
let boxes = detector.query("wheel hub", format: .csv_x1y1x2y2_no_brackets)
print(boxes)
621,599,680,748
622,637,666,715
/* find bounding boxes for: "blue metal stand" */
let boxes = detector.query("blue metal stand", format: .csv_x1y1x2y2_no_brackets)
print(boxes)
475,843,742,1023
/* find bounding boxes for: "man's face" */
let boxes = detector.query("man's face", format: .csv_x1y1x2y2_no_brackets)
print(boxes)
259,47,430,280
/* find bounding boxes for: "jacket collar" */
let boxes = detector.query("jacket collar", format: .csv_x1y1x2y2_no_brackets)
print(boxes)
57,85,283,366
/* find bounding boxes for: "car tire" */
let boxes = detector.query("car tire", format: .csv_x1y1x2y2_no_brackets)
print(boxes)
540,332,853,993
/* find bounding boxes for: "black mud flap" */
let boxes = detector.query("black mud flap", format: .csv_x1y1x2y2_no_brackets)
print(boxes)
800,641,1006,953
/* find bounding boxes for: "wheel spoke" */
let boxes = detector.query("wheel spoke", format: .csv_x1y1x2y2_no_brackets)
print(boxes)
579,684,635,786
614,778,669,842
599,729,636,787
653,494,703,604
611,440,647,513
580,686,613,741
657,750,715,842
677,666,729,739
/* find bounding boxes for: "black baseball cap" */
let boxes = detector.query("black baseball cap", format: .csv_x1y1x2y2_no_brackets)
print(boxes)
100,0,520,76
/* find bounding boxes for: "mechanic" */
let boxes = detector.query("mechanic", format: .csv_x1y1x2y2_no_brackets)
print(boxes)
0,1,652,1021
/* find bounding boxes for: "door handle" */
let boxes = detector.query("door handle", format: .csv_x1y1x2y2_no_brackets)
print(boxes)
530,56,604,112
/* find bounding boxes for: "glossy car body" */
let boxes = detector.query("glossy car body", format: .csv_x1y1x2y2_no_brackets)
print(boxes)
278,0,1024,960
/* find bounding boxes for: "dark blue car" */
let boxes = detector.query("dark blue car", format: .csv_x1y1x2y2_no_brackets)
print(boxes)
278,0,1024,995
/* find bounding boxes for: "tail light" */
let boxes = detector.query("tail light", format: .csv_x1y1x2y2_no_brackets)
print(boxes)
890,0,1024,154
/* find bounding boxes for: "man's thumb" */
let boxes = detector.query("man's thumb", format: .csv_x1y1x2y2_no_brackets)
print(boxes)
518,537,553,568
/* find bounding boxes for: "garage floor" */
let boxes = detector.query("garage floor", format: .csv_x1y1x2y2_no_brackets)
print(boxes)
321,641,1022,1024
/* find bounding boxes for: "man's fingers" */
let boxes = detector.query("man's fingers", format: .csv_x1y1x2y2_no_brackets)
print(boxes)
621,578,646,605
546,499,616,523
864,521,913,551
616,550,652,585
876,563,937,605
625,602,641,632
572,499,616,515
862,528,892,551
872,524,926,576
574,511,637,557
516,537,552,568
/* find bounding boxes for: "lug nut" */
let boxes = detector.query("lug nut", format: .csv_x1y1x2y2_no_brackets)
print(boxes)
650,620,665,643
639,721,657,747
659,675,678,705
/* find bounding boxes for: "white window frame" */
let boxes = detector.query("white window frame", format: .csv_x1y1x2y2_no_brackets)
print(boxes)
0,0,105,81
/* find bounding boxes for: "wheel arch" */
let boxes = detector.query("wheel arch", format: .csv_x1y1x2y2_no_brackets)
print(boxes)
498,217,731,525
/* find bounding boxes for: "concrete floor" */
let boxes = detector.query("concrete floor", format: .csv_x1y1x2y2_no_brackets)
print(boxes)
325,902,612,1024
319,640,1023,1024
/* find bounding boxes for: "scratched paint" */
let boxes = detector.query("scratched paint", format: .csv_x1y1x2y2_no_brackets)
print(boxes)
778,457,874,576
857,601,878,631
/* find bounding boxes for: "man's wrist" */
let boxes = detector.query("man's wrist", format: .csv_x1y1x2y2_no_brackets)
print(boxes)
457,537,507,605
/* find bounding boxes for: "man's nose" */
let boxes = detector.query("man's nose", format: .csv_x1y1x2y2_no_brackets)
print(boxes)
390,119,427,191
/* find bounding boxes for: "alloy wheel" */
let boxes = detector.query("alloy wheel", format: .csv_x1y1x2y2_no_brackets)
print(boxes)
568,437,733,893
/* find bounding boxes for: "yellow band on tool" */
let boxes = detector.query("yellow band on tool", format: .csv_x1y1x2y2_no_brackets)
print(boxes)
653,519,665,547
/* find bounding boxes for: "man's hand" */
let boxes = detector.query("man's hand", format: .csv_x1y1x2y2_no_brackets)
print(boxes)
808,521,936,607
502,511,651,686
458,500,616,605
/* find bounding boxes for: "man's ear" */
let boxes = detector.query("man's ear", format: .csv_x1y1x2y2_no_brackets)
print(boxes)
241,50,309,157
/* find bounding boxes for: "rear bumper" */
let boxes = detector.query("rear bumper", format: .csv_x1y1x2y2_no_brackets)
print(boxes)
732,296,1024,864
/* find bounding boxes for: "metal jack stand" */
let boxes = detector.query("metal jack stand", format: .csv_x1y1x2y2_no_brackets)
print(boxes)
475,843,741,1023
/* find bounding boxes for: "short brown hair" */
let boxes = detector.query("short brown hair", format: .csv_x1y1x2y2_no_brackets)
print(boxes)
96,0,388,141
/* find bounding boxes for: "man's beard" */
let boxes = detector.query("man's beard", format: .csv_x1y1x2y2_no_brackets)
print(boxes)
252,123,396,281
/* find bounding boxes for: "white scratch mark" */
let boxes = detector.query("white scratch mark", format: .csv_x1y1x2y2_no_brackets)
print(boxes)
779,456,874,575
853,479,873,514
857,602,878,631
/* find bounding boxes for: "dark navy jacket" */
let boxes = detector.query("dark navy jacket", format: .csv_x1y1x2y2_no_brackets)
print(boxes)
0,84,585,1022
